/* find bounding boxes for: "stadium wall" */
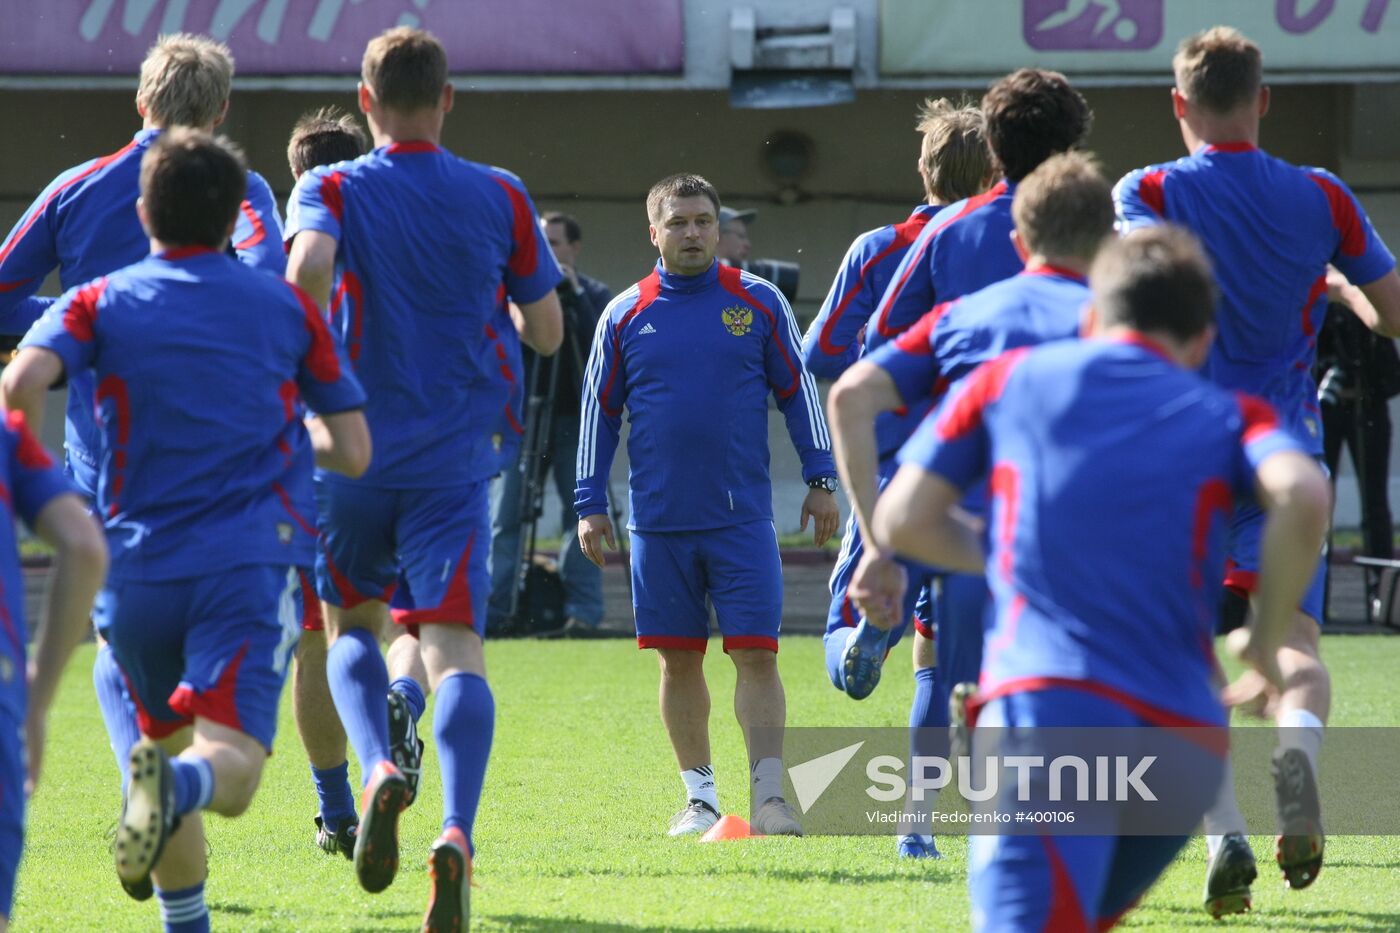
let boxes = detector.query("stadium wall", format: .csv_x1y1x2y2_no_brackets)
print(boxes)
1,82,1397,527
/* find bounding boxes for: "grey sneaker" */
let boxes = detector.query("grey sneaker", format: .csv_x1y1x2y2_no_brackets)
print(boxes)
752,796,803,837
667,799,720,837
1203,832,1255,918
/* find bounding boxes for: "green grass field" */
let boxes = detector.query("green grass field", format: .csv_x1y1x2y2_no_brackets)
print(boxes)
13,635,1400,931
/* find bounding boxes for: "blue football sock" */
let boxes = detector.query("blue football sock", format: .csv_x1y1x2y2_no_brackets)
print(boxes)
311,761,356,831
156,881,209,933
93,642,141,792
326,627,391,782
823,630,848,689
389,675,426,724
434,672,494,854
170,755,215,816
910,666,947,732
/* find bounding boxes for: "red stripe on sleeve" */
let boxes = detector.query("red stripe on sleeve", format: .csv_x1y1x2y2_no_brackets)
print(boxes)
493,177,540,279
1234,392,1280,444
6,410,54,469
231,199,266,251
1136,170,1167,217
0,139,139,270
893,300,956,356
875,181,1007,338
62,278,107,342
1308,174,1367,258
286,282,343,383
819,211,933,355
601,272,661,416
935,346,1030,441
319,172,345,225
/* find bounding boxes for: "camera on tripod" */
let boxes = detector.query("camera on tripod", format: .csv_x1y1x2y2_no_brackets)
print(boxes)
731,258,800,306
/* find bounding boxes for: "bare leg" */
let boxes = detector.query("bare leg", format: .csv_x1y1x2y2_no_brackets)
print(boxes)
293,629,347,770
387,630,431,694
656,648,710,771
730,648,784,762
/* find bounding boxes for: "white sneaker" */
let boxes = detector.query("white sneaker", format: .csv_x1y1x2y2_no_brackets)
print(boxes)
668,799,720,837
752,796,804,836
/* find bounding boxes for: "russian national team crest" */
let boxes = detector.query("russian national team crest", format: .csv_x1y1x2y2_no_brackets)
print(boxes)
722,305,753,336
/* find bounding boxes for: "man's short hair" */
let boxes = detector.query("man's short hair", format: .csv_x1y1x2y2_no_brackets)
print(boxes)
646,174,721,224
1173,26,1263,115
137,34,233,129
362,27,448,113
139,129,247,249
287,107,369,178
981,69,1092,183
543,211,582,243
1012,152,1114,263
1091,225,1217,342
916,98,990,204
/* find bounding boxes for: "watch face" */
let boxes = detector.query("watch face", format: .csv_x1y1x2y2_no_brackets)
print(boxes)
813,476,838,492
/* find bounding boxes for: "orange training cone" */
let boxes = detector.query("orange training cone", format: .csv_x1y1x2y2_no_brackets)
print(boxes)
701,815,757,842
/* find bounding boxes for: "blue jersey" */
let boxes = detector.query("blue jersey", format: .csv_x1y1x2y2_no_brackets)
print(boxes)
899,336,1304,726
872,267,1089,406
864,182,1025,456
576,260,834,531
0,412,73,719
0,128,285,497
22,248,365,583
801,204,940,379
483,284,525,474
286,141,561,487
1115,143,1395,456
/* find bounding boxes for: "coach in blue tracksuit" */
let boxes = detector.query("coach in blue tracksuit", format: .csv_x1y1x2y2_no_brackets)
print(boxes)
575,173,839,839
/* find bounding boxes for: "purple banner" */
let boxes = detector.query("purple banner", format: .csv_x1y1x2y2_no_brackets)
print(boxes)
0,0,684,75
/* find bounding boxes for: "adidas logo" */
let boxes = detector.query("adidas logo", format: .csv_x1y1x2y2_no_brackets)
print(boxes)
638,322,657,335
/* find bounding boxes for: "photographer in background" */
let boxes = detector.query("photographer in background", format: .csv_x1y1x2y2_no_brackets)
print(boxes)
488,212,612,636
718,206,800,306
1316,298,1400,597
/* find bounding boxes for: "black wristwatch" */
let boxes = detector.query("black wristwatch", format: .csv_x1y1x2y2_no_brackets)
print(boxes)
807,475,839,493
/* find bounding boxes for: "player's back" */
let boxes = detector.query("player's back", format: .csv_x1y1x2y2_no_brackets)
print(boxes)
1116,145,1394,450
39,250,349,581
0,129,285,496
932,267,1087,390
802,205,939,379
291,143,554,486
870,183,1023,455
962,337,1267,725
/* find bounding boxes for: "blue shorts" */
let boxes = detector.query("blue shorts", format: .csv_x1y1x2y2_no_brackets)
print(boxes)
630,521,782,653
315,480,491,635
1225,500,1327,624
0,704,22,918
94,565,303,752
968,686,1221,932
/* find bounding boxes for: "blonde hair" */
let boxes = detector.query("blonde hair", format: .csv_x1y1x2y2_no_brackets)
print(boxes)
1173,26,1262,114
1012,152,1114,262
917,99,990,204
137,34,233,129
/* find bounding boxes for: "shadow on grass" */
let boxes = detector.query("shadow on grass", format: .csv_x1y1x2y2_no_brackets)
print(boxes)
1134,903,1400,932
487,915,774,932
522,864,957,885
208,901,254,915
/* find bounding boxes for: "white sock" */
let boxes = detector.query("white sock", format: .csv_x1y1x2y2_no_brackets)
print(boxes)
751,757,783,803
1202,753,1245,859
682,765,719,811
1278,708,1325,772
